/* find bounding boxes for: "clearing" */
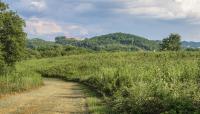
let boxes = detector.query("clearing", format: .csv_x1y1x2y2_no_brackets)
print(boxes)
0,78,88,114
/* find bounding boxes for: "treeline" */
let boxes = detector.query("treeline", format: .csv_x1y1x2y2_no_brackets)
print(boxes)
54,33,200,52
25,32,161,59
25,32,200,60
25,38,91,59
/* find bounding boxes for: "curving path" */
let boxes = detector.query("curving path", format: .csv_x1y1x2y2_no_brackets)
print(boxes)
0,78,88,114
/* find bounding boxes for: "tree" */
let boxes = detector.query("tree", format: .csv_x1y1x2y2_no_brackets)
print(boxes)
160,33,181,51
0,1,26,69
55,36,66,45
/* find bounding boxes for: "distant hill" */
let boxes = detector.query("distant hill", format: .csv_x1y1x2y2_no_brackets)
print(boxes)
27,38,60,49
182,41,200,48
26,38,89,58
28,34,200,52
55,32,160,51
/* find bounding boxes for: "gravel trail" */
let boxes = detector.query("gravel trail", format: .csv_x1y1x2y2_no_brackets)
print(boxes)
0,78,88,114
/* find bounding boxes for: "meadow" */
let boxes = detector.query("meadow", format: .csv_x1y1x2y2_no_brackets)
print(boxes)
0,52,200,114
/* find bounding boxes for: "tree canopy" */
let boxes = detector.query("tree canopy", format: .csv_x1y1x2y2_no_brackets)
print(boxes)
160,33,181,51
0,1,26,72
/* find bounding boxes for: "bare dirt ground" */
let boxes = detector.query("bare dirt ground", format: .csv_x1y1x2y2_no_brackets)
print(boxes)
0,78,88,114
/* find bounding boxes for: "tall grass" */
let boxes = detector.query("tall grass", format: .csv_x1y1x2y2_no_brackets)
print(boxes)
0,57,44,96
35,52,200,114
81,85,115,114
0,69,42,96
0,51,199,113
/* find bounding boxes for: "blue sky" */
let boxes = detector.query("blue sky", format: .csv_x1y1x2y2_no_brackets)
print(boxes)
3,0,200,41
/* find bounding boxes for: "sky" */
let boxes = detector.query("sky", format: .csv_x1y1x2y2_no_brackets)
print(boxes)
2,0,200,41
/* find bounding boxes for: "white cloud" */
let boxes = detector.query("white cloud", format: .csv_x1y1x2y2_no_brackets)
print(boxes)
63,24,89,38
31,1,46,10
25,17,89,38
116,0,200,23
25,17,62,35
20,0,47,11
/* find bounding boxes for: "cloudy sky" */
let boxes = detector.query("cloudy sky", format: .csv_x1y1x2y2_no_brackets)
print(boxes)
3,0,200,41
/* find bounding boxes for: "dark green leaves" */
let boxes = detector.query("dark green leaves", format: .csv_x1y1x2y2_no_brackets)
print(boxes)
0,1,26,73
160,33,182,51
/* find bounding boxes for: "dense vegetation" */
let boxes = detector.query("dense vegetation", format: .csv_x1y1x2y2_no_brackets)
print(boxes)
55,33,200,51
10,52,199,114
0,2,26,74
0,1,42,95
26,34,200,58
55,33,160,51
0,64,42,95
25,38,91,58
1,1,200,114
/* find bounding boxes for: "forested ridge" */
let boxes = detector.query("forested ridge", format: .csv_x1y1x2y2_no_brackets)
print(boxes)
27,32,200,54
55,32,160,51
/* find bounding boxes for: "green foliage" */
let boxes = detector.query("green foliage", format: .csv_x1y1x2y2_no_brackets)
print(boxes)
0,44,6,73
82,85,115,114
0,1,26,67
0,60,43,96
55,36,78,45
0,1,42,96
1,52,199,113
26,38,56,49
185,48,200,51
18,52,200,114
55,34,200,51
160,33,181,51
0,1,8,11
55,33,159,51
28,34,200,57
25,38,91,58
11,52,200,114
0,70,42,95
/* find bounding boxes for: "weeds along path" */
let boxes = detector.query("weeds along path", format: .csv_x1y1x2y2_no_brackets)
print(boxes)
0,78,88,114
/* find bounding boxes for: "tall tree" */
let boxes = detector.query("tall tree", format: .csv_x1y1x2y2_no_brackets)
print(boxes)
160,33,181,51
0,1,26,67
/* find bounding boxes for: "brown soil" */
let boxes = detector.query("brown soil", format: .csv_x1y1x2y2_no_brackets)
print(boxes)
0,78,88,114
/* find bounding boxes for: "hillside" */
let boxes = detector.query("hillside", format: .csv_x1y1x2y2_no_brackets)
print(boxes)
26,38,89,58
28,34,200,52
182,41,200,48
55,32,159,51
27,38,61,49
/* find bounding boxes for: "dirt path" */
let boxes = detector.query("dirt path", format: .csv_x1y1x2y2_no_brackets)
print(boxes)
0,78,88,114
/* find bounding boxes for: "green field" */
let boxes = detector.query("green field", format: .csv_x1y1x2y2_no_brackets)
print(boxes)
1,52,199,113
